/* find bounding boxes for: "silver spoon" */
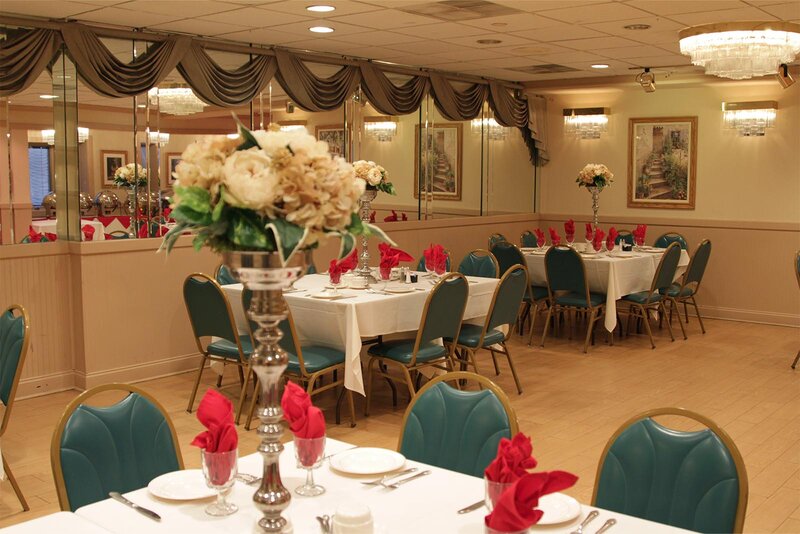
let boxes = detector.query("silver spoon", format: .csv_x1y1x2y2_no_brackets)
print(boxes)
569,510,599,534
316,514,331,533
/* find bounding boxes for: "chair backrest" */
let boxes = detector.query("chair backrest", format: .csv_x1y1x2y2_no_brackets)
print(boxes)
0,305,30,437
486,265,528,333
51,383,184,512
414,273,468,359
108,230,129,239
520,230,537,248
242,289,305,372
457,249,499,278
654,232,688,250
593,407,747,533
682,239,712,291
544,245,589,297
182,273,241,348
650,242,682,295
214,264,238,285
398,372,518,478
416,252,452,272
489,241,526,277
488,233,507,248
615,230,634,245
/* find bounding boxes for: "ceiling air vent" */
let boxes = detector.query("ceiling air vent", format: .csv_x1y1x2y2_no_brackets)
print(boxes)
400,0,520,22
510,64,581,74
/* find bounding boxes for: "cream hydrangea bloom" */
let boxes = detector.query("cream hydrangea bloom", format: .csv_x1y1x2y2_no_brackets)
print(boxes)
172,135,238,199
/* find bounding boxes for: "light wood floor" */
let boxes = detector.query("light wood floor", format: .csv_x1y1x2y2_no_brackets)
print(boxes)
1,317,799,532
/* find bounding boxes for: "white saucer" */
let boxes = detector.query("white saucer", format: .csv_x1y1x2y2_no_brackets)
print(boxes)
383,285,414,294
311,292,347,300
535,493,581,525
148,469,215,500
329,448,406,475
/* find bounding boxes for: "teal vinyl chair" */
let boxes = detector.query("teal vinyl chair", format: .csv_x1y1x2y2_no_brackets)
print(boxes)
615,230,634,246
653,232,688,250
490,241,548,336
51,384,184,512
446,265,528,394
214,264,238,285
0,305,31,511
792,251,799,370
521,230,537,248
662,239,712,340
621,242,681,349
365,273,468,416
416,252,452,273
182,273,252,417
457,249,499,278
540,246,606,353
107,230,130,239
593,407,748,533
488,233,507,248
398,372,518,478
241,289,355,429
489,241,525,276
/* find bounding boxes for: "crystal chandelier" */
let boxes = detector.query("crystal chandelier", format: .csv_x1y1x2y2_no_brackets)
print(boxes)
679,22,800,80
38,127,89,144
563,108,610,139
722,101,777,136
148,85,206,115
470,117,508,140
364,116,398,142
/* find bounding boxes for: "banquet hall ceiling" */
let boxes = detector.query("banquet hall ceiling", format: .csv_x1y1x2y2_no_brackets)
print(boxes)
2,0,799,85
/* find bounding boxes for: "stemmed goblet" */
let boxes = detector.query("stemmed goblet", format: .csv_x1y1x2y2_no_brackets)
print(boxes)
201,448,239,516
294,435,326,497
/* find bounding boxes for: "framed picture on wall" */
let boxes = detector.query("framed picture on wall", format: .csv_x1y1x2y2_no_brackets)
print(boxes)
166,153,182,184
101,151,127,185
414,123,463,201
316,125,345,157
627,116,697,209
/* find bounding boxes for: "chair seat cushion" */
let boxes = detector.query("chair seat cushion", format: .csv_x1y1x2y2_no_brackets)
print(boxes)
622,290,661,304
447,323,505,348
662,283,694,298
523,286,549,302
208,335,253,359
288,345,345,374
368,339,447,364
555,292,605,308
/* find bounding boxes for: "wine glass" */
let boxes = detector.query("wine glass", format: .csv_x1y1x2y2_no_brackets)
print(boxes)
201,448,238,516
424,259,436,279
484,477,513,512
434,260,447,277
328,271,342,295
635,234,645,250
294,435,326,496
566,232,575,248
593,239,603,253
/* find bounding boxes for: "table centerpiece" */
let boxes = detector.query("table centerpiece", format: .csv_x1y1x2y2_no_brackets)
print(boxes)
352,160,395,283
162,122,391,533
576,163,613,228
113,163,148,237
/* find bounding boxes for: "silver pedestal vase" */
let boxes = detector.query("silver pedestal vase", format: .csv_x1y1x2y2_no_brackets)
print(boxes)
127,186,138,238
587,186,602,228
223,250,305,533
354,188,378,284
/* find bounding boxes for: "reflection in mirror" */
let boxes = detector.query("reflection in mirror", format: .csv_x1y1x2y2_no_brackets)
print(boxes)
485,107,534,219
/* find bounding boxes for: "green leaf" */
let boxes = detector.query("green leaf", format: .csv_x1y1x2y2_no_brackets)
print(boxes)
266,218,309,265
173,204,212,226
377,181,397,195
338,233,356,259
228,211,270,249
211,194,225,223
192,234,207,251
230,112,260,151
158,221,190,254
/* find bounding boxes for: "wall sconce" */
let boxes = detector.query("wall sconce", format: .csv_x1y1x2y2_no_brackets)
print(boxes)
470,117,509,140
32,127,89,144
148,131,170,146
364,116,398,142
277,120,308,133
722,101,777,136
562,108,609,139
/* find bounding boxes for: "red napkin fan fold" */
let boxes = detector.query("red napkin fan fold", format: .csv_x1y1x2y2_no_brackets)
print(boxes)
533,228,546,247
584,223,593,241
564,219,575,239
484,471,579,531
548,228,561,246
190,389,238,453
281,381,326,439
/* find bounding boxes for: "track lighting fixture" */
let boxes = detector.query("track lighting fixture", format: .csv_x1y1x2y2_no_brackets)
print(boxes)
636,68,656,93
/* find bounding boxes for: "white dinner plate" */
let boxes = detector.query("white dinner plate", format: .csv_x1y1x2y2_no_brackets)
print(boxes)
310,292,349,300
535,492,581,525
329,448,406,475
383,285,414,294
148,469,215,501
520,247,538,252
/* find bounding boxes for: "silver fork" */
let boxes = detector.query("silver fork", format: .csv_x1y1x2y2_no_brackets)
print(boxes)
383,470,431,489
569,510,599,534
361,467,417,486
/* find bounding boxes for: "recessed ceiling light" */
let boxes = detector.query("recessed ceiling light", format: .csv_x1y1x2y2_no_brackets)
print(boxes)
39,94,58,99
306,5,335,12
624,24,651,30
591,64,610,69
309,26,334,33
477,39,502,45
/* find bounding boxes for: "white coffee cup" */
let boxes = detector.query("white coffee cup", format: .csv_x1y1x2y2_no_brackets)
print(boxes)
332,503,374,534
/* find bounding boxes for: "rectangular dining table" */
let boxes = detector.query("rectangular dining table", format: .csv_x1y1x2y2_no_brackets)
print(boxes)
30,218,106,241
72,438,693,534
524,247,690,332
222,274,499,396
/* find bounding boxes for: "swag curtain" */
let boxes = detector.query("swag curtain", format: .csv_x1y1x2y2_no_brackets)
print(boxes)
0,28,62,97
358,61,428,116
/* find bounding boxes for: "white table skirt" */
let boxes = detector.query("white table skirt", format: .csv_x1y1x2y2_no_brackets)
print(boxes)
74,439,692,534
223,274,499,396
0,511,112,533
525,248,689,332
30,219,106,241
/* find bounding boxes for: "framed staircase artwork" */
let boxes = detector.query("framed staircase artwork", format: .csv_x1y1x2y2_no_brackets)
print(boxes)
414,123,463,201
627,116,697,209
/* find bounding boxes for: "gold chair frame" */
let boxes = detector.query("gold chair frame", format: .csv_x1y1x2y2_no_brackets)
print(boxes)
1,304,31,511
243,305,356,430
396,371,519,451
592,407,748,533
663,238,711,340
50,383,184,512
182,273,249,419
452,265,528,394
365,273,468,416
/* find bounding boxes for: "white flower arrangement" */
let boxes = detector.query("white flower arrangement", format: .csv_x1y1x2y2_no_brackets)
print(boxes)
352,160,396,195
162,122,392,264
113,163,147,188
576,163,614,189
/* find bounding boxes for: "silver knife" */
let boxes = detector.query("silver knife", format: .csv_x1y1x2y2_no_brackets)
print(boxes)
109,491,161,521
386,469,431,488
457,500,485,514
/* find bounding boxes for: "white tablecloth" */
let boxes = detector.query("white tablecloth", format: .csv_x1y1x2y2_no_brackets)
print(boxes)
223,274,499,396
0,511,111,533
525,248,689,332
30,219,105,241
73,439,692,534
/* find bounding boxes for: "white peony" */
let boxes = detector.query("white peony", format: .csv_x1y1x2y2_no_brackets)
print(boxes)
221,149,279,213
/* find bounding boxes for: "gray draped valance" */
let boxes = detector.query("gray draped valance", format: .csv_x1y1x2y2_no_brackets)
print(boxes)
429,73,487,121
358,61,429,116
274,49,360,112
0,28,62,97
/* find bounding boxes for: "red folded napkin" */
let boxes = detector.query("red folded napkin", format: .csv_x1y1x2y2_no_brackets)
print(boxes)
45,232,57,242
329,248,358,284
378,243,414,263
633,224,648,245
190,389,238,453
81,224,95,241
401,213,408,221
548,228,561,246
485,433,538,483
282,381,325,438
384,210,398,222
585,223,593,241
606,227,618,251
484,471,579,531
534,229,546,248
564,219,575,241
593,228,605,252
423,244,448,274
369,211,376,223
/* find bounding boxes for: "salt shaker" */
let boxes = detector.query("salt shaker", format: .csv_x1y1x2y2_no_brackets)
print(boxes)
404,267,411,284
